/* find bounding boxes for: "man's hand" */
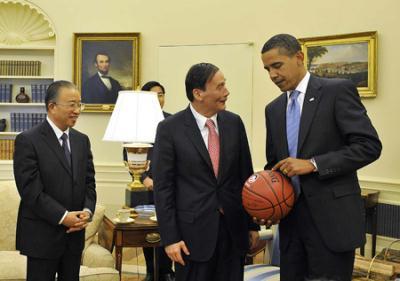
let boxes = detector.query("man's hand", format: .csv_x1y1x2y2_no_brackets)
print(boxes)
62,211,91,233
272,157,315,177
143,176,154,191
165,240,190,266
249,230,260,250
252,217,279,228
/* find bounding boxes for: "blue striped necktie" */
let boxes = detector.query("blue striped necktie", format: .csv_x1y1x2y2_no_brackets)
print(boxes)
286,90,301,196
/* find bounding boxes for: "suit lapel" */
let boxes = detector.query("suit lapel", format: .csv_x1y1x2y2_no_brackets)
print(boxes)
275,94,290,157
69,129,79,181
40,121,72,175
298,75,322,154
183,107,214,173
216,113,228,182
95,73,109,92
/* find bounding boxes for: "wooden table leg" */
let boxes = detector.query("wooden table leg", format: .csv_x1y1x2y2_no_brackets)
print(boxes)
154,247,159,281
115,245,123,280
371,205,378,257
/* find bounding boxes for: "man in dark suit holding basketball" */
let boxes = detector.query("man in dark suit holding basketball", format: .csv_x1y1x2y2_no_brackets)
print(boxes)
14,80,96,281
261,34,381,280
152,63,259,281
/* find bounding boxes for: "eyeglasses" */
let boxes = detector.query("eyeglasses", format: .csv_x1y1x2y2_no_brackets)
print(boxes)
54,102,85,111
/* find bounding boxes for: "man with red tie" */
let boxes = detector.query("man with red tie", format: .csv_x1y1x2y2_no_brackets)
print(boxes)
152,63,259,281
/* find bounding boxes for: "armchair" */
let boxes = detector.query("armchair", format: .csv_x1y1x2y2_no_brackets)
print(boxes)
244,226,280,281
0,180,119,281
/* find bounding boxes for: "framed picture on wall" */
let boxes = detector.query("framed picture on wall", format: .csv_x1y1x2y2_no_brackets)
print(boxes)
298,31,377,98
73,33,140,112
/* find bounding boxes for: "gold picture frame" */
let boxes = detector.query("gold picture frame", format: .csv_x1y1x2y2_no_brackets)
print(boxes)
73,33,140,112
299,31,377,98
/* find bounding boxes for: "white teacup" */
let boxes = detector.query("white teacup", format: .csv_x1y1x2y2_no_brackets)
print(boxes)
116,209,131,222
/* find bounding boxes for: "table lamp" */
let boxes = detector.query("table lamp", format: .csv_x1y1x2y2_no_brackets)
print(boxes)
103,90,164,207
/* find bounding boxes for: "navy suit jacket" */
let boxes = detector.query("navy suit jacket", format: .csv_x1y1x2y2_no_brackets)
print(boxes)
153,107,258,262
13,121,96,258
82,73,121,104
265,75,381,253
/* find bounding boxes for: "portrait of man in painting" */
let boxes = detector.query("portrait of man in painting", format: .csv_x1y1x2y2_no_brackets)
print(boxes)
306,42,368,87
80,40,134,104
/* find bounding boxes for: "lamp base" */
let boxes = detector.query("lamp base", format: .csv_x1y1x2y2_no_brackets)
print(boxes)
125,188,154,207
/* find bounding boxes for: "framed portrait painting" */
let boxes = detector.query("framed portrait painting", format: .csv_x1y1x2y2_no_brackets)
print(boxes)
73,33,140,112
299,31,377,98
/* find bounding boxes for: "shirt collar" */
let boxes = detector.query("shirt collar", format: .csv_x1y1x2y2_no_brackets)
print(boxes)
286,71,311,98
189,103,218,131
46,116,70,140
98,72,109,78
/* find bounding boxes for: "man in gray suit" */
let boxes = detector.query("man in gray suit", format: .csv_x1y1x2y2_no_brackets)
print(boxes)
261,34,381,281
14,80,96,281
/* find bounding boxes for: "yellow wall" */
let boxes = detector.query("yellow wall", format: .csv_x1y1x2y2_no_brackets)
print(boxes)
20,0,400,205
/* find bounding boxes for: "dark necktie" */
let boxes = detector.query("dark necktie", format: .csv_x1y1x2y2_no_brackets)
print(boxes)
60,133,71,167
286,90,301,196
206,119,220,178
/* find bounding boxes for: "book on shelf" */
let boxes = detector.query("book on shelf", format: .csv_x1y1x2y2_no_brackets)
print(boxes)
31,83,50,103
0,139,15,160
9,112,46,132
0,60,41,76
0,84,12,102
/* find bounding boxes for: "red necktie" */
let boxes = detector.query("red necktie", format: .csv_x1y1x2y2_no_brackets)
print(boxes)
206,119,220,177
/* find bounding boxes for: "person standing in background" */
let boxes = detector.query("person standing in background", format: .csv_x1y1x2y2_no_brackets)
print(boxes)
123,81,174,281
14,80,96,281
261,34,381,280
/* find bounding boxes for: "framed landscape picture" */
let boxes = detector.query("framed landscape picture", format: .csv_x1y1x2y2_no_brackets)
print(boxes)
299,31,377,98
73,33,140,112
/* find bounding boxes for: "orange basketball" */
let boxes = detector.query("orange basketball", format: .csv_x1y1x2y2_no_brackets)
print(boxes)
242,170,295,222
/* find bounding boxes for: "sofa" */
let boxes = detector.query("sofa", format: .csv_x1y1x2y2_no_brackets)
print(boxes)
0,180,119,281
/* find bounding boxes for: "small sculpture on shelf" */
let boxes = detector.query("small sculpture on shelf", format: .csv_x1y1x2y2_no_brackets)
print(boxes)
15,87,30,103
0,119,6,132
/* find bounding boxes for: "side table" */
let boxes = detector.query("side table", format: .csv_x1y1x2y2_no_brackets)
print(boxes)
360,189,380,257
98,206,161,281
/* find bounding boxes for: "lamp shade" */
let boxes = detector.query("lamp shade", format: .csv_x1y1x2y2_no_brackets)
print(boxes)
103,91,164,143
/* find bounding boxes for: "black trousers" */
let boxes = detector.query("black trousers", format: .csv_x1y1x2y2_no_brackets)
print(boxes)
280,195,355,281
27,250,82,281
143,246,174,274
175,215,244,281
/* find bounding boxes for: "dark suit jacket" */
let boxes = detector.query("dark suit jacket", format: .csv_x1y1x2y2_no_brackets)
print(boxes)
82,73,121,104
153,107,257,262
265,75,381,253
13,121,96,259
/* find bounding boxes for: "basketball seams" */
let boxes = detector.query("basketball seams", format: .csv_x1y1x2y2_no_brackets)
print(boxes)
242,187,275,208
242,170,295,221
258,171,283,221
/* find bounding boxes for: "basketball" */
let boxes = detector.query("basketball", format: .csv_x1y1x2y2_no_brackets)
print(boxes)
242,170,295,222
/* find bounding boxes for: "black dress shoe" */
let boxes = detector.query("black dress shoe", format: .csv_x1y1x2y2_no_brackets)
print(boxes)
160,273,175,281
143,273,154,281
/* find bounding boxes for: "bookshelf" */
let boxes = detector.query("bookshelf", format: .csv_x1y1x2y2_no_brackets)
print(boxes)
0,0,56,166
